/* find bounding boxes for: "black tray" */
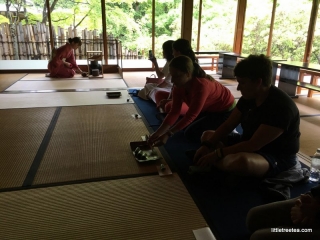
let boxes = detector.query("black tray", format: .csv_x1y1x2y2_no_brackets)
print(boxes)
130,141,160,162
107,92,122,98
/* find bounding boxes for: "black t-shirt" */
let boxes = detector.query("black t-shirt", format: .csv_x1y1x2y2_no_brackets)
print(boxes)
236,85,300,155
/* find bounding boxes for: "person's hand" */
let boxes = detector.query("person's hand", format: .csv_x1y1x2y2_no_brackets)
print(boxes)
64,62,72,68
147,133,160,145
195,150,219,167
147,133,168,147
75,68,82,74
291,198,304,225
151,134,169,147
193,146,212,163
157,99,171,111
291,194,320,227
149,56,157,64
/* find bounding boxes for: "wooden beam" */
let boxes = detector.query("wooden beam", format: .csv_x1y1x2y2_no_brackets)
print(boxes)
181,0,193,42
196,0,202,51
152,0,155,54
233,0,247,54
101,0,108,65
150,0,155,69
45,0,54,51
266,0,277,56
303,0,319,62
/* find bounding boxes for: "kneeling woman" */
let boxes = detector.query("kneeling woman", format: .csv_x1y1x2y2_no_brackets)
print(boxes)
148,55,235,145
47,37,83,78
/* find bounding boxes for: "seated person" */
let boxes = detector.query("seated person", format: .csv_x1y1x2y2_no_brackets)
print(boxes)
246,184,320,239
156,38,212,115
193,54,301,178
147,55,235,144
138,40,174,102
46,37,83,78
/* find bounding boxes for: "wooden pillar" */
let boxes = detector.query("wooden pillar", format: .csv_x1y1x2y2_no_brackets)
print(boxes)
303,0,319,63
196,0,202,51
152,0,155,54
181,0,193,42
45,0,54,51
266,0,277,56
233,0,247,54
101,0,108,65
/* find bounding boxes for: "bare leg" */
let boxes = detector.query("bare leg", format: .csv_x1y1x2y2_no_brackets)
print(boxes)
201,130,270,177
214,152,270,177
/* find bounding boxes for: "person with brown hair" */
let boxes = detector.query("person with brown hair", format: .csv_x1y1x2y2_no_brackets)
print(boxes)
147,55,235,145
46,37,83,78
193,54,301,178
155,38,212,114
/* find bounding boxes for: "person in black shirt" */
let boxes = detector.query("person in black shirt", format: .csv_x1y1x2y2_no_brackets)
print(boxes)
193,54,300,177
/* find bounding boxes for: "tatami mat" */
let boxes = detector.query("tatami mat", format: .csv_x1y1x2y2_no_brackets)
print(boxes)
0,73,26,92
0,108,56,189
33,104,165,185
0,90,132,109
5,79,127,92
0,174,208,240
299,116,320,156
21,73,122,81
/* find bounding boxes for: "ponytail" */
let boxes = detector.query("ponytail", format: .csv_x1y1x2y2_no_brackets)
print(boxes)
193,62,214,81
173,38,198,63
68,37,82,46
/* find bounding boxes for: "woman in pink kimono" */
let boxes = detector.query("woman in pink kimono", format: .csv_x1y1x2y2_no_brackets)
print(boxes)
46,37,83,78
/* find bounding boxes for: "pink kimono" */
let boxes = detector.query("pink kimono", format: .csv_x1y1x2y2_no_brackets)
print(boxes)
48,43,79,78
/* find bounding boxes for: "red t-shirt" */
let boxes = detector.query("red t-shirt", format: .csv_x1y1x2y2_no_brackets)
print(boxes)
163,77,235,131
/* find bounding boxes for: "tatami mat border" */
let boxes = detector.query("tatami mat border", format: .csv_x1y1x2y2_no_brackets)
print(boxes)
32,104,167,185
23,107,62,187
0,107,57,189
3,87,128,94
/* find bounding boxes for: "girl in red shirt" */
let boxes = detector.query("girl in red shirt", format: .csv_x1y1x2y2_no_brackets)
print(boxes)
148,55,236,145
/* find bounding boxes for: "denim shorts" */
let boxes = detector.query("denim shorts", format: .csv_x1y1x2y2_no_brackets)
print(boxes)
227,132,298,177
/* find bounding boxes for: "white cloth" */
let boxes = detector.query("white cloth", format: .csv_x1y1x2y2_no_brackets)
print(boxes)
147,61,172,103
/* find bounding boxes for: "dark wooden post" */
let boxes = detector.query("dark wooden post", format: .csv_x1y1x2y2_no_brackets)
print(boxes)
266,0,277,56
45,0,54,52
303,0,319,63
233,0,247,54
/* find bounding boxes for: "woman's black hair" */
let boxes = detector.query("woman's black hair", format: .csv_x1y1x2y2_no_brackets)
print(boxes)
162,40,174,62
169,55,213,81
172,38,198,63
68,37,82,46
